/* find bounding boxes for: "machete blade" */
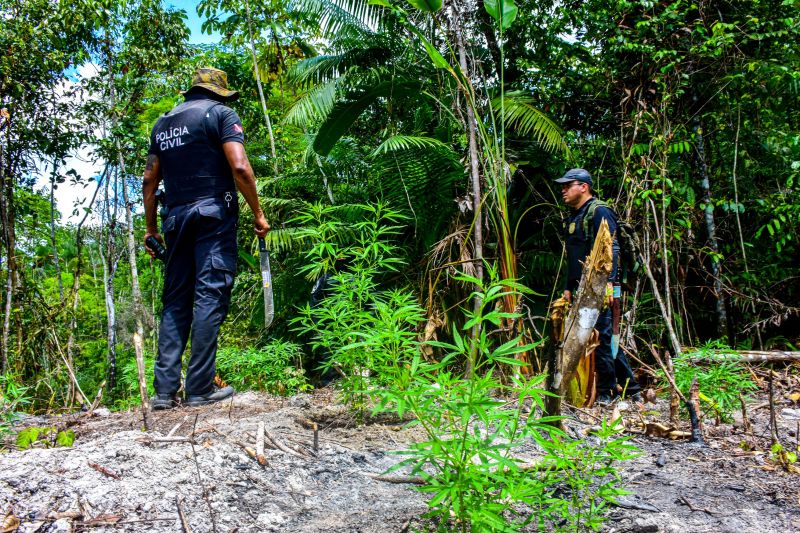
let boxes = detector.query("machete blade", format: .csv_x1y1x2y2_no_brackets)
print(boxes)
258,237,274,328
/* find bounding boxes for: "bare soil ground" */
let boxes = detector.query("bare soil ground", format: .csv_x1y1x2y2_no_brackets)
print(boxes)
1,370,799,532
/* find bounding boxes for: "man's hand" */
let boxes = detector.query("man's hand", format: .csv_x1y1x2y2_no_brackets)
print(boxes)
144,232,164,259
254,211,270,238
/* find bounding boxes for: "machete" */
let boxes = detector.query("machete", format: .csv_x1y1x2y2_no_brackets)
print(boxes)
258,237,274,328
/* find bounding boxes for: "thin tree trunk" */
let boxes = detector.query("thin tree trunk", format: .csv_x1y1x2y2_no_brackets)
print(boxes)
244,0,278,175
106,39,150,428
50,159,65,304
452,4,484,377
731,108,762,348
641,235,683,358
1,117,16,374
693,107,727,338
64,168,105,406
100,174,118,390
118,146,150,428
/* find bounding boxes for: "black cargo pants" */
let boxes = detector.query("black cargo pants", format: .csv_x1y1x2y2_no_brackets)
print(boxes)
595,308,640,397
153,197,237,397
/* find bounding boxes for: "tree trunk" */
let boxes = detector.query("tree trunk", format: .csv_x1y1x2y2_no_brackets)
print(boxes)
244,0,279,176
1,118,17,374
100,175,119,390
50,160,65,304
64,168,105,406
693,108,728,338
118,148,150,429
452,4,484,377
545,220,614,421
106,38,150,428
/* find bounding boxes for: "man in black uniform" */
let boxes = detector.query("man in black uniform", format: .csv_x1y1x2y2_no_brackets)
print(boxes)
143,67,269,410
556,168,639,404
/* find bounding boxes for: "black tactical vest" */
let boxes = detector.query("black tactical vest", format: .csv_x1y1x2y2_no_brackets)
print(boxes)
564,198,594,292
151,98,236,206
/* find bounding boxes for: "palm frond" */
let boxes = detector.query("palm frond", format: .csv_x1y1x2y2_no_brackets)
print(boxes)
492,91,567,154
285,79,340,126
261,197,304,210
370,135,451,157
372,144,462,248
313,80,422,156
287,47,393,87
288,0,382,42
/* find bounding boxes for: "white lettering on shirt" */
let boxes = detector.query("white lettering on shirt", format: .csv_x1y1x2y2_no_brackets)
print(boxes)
156,125,190,151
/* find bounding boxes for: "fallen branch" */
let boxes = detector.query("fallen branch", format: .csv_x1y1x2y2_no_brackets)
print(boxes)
679,496,718,516
136,436,196,445
687,350,800,364
88,461,121,480
293,417,320,452
264,428,310,459
176,495,192,533
256,421,267,465
365,473,426,485
167,417,188,438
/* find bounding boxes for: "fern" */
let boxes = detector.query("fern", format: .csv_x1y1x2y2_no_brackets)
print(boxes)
492,91,567,154
371,134,451,156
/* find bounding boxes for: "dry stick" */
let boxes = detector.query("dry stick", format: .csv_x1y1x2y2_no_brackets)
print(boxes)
768,371,779,446
189,414,217,533
167,416,188,438
88,461,121,480
256,421,265,457
176,494,192,533
647,345,703,443
254,421,268,466
89,381,105,413
84,518,176,527
365,473,426,485
263,428,309,459
739,393,752,434
679,496,718,516
137,436,195,445
687,378,704,443
293,417,320,451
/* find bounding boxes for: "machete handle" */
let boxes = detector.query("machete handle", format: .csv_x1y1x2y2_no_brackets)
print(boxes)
258,236,267,253
145,235,167,262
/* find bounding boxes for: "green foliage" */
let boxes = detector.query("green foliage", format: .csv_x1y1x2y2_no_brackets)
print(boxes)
292,201,416,412
373,270,634,531
664,341,759,422
15,427,75,450
216,342,311,396
0,374,32,437
539,418,637,531
114,350,156,411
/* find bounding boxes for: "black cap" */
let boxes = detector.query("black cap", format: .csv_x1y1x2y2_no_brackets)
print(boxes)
554,168,593,187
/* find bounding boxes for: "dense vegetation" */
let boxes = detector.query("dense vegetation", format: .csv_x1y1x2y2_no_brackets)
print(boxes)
1,0,798,528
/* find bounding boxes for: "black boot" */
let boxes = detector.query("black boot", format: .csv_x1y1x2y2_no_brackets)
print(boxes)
186,385,235,407
151,393,181,411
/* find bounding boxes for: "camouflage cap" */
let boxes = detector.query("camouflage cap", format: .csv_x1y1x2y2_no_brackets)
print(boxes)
182,67,240,101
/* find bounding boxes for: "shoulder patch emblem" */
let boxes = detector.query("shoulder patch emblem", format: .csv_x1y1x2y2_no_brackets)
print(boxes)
233,123,243,133
568,222,576,234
